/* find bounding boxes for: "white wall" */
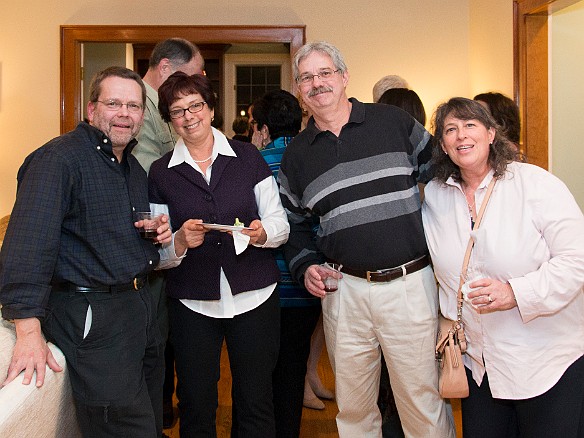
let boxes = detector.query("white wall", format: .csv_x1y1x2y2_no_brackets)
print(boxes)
551,1,584,209
83,43,128,120
0,0,513,216
469,0,514,97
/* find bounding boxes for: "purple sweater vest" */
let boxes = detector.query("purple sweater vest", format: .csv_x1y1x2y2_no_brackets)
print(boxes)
149,140,280,300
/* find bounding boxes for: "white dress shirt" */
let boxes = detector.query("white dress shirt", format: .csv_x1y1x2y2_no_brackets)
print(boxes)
422,161,584,399
155,127,289,318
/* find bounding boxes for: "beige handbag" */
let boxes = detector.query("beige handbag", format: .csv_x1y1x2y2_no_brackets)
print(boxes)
435,178,496,399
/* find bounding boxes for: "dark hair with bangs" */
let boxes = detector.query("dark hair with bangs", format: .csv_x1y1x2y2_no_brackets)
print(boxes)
158,72,216,123
431,97,518,183
252,90,302,139
377,88,426,126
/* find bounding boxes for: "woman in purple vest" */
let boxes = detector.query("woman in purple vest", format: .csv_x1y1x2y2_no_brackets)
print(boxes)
149,72,290,437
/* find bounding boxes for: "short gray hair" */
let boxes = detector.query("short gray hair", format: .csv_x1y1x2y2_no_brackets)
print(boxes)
149,38,201,70
292,41,348,82
372,75,409,103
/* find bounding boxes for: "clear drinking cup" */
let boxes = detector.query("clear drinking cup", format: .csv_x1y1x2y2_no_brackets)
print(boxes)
321,262,342,294
462,263,487,308
135,211,162,240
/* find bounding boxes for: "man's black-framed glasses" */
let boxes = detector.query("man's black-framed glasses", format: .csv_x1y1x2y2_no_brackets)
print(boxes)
296,69,340,85
169,102,207,119
96,100,143,113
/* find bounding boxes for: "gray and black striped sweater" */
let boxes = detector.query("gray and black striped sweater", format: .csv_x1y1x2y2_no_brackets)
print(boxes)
279,98,432,282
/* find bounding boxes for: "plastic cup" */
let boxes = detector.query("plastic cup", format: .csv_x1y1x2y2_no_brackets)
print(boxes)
135,212,162,240
462,263,487,308
321,262,342,294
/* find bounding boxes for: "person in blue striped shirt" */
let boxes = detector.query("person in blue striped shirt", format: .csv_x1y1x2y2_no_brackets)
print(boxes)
253,89,322,438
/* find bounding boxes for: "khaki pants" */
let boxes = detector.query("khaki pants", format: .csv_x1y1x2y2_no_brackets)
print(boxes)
322,265,454,438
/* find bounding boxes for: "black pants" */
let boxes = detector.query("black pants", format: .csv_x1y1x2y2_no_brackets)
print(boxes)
43,285,164,437
272,305,321,438
148,270,173,429
462,355,584,438
170,290,280,438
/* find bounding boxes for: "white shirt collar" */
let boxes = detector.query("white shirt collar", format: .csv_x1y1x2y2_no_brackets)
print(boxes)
168,127,236,169
445,167,496,190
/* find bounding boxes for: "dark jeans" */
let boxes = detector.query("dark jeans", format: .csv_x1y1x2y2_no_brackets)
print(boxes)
170,289,280,438
272,305,321,438
462,355,584,438
43,285,164,437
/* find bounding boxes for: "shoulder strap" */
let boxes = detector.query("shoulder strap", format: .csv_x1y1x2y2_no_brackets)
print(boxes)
457,177,496,320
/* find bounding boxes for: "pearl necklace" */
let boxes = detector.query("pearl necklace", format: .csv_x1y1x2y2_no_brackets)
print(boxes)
192,154,212,164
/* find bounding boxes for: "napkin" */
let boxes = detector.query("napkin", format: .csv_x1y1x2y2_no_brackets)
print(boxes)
232,231,250,255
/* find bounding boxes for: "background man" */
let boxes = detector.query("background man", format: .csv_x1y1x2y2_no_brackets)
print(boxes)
133,37,204,172
132,37,204,430
278,41,453,437
372,74,409,103
0,66,171,437
232,115,250,142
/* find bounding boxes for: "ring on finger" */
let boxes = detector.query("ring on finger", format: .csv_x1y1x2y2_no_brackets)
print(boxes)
487,295,493,303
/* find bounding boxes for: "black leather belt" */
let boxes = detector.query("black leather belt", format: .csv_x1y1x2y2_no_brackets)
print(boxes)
53,276,147,293
331,255,429,283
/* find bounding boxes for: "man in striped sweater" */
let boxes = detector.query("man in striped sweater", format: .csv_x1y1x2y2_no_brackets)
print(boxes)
278,42,454,438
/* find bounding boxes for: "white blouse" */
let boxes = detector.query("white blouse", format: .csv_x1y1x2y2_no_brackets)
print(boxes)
422,161,584,399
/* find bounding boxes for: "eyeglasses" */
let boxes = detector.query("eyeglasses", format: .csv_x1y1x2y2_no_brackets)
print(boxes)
169,102,207,119
96,100,143,113
296,69,340,85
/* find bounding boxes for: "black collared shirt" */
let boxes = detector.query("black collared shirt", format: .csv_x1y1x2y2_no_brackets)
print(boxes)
0,122,159,320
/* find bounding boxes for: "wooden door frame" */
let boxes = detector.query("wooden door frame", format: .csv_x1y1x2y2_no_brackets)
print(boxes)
514,0,580,169
60,25,305,133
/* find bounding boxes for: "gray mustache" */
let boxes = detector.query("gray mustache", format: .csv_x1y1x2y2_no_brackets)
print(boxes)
308,86,333,97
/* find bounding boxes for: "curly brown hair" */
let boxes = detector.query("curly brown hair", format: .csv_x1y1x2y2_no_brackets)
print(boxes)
431,97,518,183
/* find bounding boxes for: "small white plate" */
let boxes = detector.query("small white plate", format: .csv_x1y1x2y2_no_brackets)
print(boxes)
201,223,253,232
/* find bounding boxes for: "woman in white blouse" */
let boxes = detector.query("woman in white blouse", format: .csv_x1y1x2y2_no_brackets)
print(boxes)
422,97,584,437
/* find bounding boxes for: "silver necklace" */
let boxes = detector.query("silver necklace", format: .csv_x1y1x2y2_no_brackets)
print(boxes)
192,154,212,163
462,184,476,227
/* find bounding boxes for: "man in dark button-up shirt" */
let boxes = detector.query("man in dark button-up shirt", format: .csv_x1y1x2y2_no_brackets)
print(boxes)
0,66,171,438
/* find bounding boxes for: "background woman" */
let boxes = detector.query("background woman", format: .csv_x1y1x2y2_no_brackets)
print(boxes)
150,72,289,437
422,97,584,437
473,91,521,151
252,89,323,437
378,87,426,127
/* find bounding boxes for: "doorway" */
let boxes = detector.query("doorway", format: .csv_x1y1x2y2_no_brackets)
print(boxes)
60,25,305,134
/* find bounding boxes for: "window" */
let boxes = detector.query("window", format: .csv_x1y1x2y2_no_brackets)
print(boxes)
224,53,292,137
235,66,282,117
